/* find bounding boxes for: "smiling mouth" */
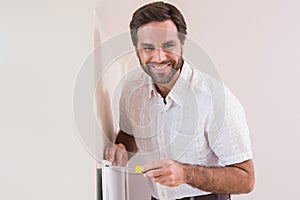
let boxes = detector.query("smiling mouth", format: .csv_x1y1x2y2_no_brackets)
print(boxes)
150,63,172,71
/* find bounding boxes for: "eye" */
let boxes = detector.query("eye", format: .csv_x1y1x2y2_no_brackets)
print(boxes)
162,42,176,49
140,44,155,51
143,47,154,50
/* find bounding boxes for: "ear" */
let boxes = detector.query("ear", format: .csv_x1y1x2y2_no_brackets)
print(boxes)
135,48,139,57
135,48,142,64
181,44,185,53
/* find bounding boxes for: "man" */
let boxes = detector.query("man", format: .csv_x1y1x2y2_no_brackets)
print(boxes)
104,2,254,200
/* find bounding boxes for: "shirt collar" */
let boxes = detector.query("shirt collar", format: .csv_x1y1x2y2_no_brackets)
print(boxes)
147,61,194,107
147,78,155,100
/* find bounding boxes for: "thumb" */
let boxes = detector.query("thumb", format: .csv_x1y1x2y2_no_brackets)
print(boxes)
116,143,126,150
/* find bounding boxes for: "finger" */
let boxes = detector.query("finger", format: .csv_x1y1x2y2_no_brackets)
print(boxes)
143,160,165,172
143,159,174,173
104,147,110,160
154,174,178,187
153,175,168,183
144,168,165,178
116,143,128,166
108,146,117,163
116,143,126,150
116,147,127,166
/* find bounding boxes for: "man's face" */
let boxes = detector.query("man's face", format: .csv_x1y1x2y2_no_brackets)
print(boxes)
136,20,183,85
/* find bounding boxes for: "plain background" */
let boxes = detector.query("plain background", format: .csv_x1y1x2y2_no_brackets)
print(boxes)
1,0,300,199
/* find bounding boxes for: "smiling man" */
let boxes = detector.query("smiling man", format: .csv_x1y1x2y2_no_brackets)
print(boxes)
104,2,254,200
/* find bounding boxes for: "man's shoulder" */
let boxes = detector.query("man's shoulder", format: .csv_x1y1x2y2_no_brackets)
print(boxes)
186,64,222,96
120,68,150,98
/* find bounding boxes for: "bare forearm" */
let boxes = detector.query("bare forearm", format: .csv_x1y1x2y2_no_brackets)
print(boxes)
183,160,255,194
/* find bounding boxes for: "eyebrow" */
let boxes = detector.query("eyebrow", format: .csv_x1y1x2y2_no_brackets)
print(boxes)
140,43,155,48
162,41,176,46
140,40,177,48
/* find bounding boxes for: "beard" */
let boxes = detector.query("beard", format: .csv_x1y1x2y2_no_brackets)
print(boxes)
139,56,184,85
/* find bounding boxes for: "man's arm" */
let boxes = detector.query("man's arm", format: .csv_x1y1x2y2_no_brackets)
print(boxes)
143,159,255,194
184,159,255,194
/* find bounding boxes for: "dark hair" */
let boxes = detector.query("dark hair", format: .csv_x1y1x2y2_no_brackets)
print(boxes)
129,1,187,47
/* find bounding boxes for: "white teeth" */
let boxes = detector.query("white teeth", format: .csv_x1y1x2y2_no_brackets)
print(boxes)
154,65,167,69
152,63,171,70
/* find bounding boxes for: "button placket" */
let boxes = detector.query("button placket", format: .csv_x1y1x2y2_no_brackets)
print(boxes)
156,108,168,160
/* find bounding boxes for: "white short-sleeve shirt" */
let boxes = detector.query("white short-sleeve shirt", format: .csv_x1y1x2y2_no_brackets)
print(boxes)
119,62,253,199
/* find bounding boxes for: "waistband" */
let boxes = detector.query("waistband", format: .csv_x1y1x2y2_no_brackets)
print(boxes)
151,193,231,200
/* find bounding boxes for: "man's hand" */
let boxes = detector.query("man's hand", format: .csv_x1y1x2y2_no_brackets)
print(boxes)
143,160,186,187
104,143,128,166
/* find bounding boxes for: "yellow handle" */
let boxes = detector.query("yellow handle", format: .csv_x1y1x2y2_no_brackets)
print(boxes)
135,165,143,173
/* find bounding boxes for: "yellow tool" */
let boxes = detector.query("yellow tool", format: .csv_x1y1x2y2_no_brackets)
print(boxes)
135,165,143,173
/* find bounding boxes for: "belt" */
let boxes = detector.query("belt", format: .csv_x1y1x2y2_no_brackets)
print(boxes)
151,193,231,200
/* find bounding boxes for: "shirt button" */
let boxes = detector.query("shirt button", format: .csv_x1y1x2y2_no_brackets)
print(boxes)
158,132,162,138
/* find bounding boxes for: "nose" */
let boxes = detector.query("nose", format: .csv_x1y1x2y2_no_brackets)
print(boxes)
153,48,167,63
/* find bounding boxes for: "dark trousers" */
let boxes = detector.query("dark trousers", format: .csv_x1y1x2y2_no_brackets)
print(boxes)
151,193,231,200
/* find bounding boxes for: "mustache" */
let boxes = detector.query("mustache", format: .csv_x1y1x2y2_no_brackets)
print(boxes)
145,60,175,66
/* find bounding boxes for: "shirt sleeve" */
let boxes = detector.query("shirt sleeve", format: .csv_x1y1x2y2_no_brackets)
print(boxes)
119,86,134,136
207,86,253,166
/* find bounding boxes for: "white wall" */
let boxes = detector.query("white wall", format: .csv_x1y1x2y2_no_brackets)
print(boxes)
1,0,300,199
0,0,97,199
